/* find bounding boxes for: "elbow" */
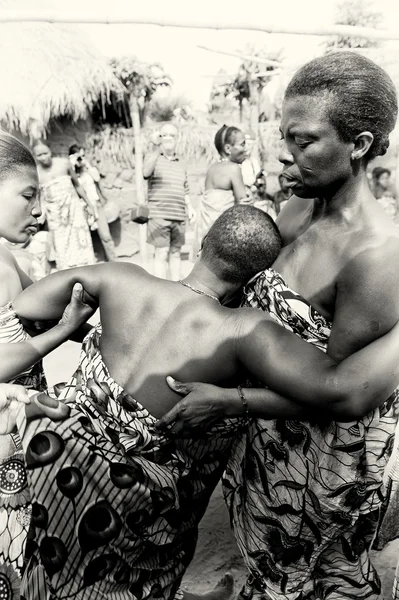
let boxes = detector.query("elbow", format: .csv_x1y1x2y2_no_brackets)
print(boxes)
327,392,371,422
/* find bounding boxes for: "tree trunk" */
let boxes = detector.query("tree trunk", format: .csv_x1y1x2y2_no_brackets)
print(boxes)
129,94,147,267
249,80,260,132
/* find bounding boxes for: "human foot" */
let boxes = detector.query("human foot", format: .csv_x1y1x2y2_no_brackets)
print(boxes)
183,573,235,600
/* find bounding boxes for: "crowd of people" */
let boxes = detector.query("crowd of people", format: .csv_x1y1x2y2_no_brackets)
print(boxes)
2,49,399,600
1,141,119,282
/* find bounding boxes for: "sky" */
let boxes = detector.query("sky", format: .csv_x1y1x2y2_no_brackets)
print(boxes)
12,0,399,109
77,0,337,108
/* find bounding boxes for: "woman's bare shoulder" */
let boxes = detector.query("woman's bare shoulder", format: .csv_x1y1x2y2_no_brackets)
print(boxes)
0,243,16,268
0,244,23,304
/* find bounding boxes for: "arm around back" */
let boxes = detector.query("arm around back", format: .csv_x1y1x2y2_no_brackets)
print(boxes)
236,307,399,420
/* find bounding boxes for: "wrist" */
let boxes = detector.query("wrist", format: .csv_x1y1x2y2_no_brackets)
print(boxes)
55,321,76,338
220,388,248,418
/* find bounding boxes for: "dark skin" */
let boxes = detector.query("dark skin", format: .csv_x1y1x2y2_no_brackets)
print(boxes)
12,259,399,425
275,96,399,360
158,95,399,433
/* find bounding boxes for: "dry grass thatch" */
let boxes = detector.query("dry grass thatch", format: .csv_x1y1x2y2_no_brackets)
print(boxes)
0,19,123,137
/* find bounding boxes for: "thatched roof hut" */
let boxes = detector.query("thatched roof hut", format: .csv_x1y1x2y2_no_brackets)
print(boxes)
0,17,122,138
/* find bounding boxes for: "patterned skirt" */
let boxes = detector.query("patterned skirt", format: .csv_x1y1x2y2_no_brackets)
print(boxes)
223,269,398,600
16,325,238,600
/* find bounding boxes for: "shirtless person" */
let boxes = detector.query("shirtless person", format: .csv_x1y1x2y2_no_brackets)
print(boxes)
163,52,399,600
11,205,399,600
193,125,249,256
32,141,96,270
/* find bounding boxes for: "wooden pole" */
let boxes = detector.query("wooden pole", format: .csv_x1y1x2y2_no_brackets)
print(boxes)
251,69,282,79
128,94,147,268
197,46,282,67
0,11,399,41
249,80,260,133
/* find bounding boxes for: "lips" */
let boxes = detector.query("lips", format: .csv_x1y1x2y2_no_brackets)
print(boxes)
281,172,301,188
285,180,300,189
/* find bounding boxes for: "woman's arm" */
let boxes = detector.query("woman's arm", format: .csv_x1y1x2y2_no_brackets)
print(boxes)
231,164,248,203
235,309,399,420
0,284,94,382
157,309,399,433
12,263,109,322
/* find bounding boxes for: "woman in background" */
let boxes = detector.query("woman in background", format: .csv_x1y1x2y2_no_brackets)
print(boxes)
193,125,249,256
370,166,399,224
69,144,116,262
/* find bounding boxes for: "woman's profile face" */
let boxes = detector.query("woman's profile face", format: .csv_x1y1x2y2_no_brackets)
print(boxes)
279,96,354,198
0,166,41,243
378,171,390,190
227,131,247,164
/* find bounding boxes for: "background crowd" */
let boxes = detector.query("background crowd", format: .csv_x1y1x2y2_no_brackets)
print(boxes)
2,125,398,284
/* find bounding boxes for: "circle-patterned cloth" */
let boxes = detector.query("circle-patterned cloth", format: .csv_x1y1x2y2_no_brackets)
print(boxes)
0,459,27,495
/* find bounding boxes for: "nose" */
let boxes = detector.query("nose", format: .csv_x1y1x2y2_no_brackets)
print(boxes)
32,196,42,218
278,140,294,166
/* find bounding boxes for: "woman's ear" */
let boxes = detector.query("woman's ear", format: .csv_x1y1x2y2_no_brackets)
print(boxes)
351,132,374,160
224,144,232,156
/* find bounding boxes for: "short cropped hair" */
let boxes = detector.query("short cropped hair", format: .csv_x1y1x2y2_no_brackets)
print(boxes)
285,52,398,161
372,166,391,180
69,144,81,155
0,132,36,180
201,205,282,284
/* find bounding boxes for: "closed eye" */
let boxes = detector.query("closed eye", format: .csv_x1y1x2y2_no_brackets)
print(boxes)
296,141,311,149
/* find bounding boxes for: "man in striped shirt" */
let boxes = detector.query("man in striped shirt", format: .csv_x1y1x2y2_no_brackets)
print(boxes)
143,123,195,280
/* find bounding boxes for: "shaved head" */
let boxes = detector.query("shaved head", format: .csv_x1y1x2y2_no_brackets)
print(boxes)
201,205,282,285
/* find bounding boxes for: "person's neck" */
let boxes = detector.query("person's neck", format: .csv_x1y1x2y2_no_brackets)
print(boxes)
182,263,237,305
162,149,175,159
312,173,373,223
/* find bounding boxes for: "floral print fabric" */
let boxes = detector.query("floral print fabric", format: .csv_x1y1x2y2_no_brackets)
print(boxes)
0,303,47,599
222,269,398,600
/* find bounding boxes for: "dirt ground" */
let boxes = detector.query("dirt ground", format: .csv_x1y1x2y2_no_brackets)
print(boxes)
43,325,399,600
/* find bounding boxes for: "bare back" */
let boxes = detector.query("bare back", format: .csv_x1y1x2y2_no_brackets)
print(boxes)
98,265,242,418
205,161,246,201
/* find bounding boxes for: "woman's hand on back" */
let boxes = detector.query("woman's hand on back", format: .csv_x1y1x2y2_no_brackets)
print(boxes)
155,377,230,436
58,283,97,333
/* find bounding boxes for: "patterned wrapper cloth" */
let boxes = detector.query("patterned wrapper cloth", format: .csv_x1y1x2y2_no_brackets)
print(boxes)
16,325,240,600
39,176,95,270
0,303,47,600
223,269,398,600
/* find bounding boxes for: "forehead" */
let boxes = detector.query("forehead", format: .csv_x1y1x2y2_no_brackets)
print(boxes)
1,165,39,188
281,95,332,134
33,144,50,155
161,125,177,136
233,131,245,143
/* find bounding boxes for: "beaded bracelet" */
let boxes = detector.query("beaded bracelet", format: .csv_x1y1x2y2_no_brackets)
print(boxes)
237,385,250,422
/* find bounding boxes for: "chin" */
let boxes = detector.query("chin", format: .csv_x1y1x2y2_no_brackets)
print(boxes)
16,231,31,243
291,187,314,199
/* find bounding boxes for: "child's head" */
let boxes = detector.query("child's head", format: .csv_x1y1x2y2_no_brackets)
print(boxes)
214,125,247,164
0,132,41,243
200,205,282,287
